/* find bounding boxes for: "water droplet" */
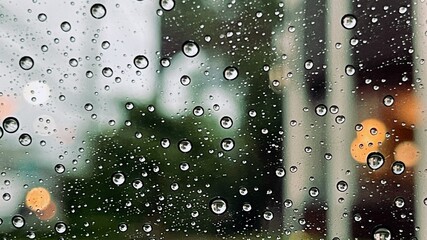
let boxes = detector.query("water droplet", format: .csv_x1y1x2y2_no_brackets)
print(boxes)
134,55,149,69
161,138,171,148
55,222,67,234
399,6,408,14
341,14,357,29
125,102,134,110
38,13,47,22
220,116,233,129
354,213,362,222
19,56,34,70
41,45,48,52
223,66,239,80
336,180,348,192
0,127,3,138
170,182,179,190
221,138,235,151
394,197,405,208
160,58,171,67
383,95,394,107
193,106,204,116
329,105,339,114
263,210,274,220
315,104,327,116
101,41,110,49
239,187,248,196
90,3,107,19
391,161,405,175
355,123,363,131
242,203,252,212
309,187,319,197
84,103,93,111
18,133,32,146
304,60,314,70
27,231,36,239
367,152,385,170
60,21,71,32
182,40,200,57
178,139,192,153
118,223,128,232
345,65,356,76
284,199,293,208
160,0,175,11
210,198,227,215
11,215,25,229
180,162,189,171
112,172,125,186
275,167,286,177
3,193,11,201
102,67,113,77
373,227,391,240
249,109,257,117
180,75,191,86
55,164,65,174
132,179,143,189
3,117,19,133
335,115,346,124
69,58,78,67
143,223,152,233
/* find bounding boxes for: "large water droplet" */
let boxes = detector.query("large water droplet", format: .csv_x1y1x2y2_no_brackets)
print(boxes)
102,67,113,77
160,0,175,11
391,161,405,175
210,198,227,215
19,133,32,146
223,66,239,80
60,21,71,32
90,3,107,19
367,152,385,170
345,65,356,76
373,227,391,240
3,193,11,201
12,215,25,229
221,138,235,151
315,104,327,116
55,222,67,233
220,116,233,129
304,60,314,70
19,56,34,70
182,40,200,57
193,106,204,116
134,55,149,69
112,172,125,186
38,13,47,22
341,14,357,29
178,139,192,153
180,75,191,86
3,117,19,133
55,164,65,174
275,167,286,177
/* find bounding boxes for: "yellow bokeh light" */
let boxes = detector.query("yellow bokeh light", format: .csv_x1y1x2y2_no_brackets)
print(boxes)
25,187,51,211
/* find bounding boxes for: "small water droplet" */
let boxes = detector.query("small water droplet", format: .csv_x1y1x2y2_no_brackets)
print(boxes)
193,106,204,116
69,58,78,67
178,139,192,153
3,193,11,201
329,105,339,114
55,164,65,174
84,103,93,111
263,210,274,220
336,180,348,192
367,152,385,170
160,58,171,67
60,21,71,32
12,215,25,229
399,6,408,14
170,182,179,190
221,138,235,151
19,56,34,70
160,0,175,11
373,227,391,240
345,65,356,76
391,161,405,175
394,197,405,208
210,198,227,215
132,179,143,189
354,213,362,222
18,133,32,146
180,75,191,86
223,66,239,80
341,14,357,29
3,117,19,133
304,60,314,70
275,167,286,177
284,199,293,208
101,41,110,49
242,203,252,212
112,172,125,186
309,187,319,197
315,104,327,116
182,40,200,57
239,187,248,196
335,115,346,124
179,162,189,171
161,138,171,148
134,55,149,69
102,67,113,77
220,116,233,129
90,3,107,19
38,13,47,22
55,222,67,234
118,223,128,232
383,95,394,107
142,223,152,233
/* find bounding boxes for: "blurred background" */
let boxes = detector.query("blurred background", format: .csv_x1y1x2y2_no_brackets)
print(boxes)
0,0,424,239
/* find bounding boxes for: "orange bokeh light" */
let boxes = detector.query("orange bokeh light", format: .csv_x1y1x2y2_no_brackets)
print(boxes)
25,187,51,211
357,118,387,144
394,141,420,168
350,137,379,164
36,201,57,221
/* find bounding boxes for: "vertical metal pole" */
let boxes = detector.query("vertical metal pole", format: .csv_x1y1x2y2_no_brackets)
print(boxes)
324,0,355,239
413,0,427,238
